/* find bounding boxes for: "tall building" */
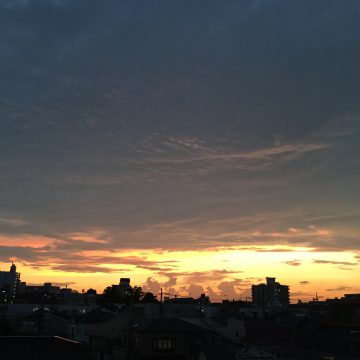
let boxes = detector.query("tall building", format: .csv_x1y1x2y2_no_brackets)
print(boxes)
0,262,21,303
118,278,132,297
252,277,290,307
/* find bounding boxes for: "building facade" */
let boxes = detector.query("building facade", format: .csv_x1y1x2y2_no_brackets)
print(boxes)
252,277,290,307
0,262,21,303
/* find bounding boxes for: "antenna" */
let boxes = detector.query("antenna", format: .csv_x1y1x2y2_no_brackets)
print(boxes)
313,292,323,302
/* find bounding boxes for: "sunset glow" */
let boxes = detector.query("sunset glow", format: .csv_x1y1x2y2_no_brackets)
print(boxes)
1,0,359,303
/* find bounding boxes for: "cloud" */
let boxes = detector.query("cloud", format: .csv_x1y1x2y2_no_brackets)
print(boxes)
142,277,161,295
0,240,180,274
160,269,242,285
205,286,218,299
132,140,331,167
217,279,247,300
0,216,29,227
291,291,314,299
326,286,353,292
141,273,252,301
313,260,358,266
185,284,205,297
163,275,177,288
142,273,178,295
284,260,302,267
26,281,75,287
50,265,126,273
1,210,359,273
299,281,311,285
0,0,360,284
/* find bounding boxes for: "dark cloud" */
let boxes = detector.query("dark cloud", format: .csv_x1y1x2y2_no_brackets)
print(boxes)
326,286,353,292
0,242,178,273
26,281,76,287
299,281,311,285
336,267,354,271
50,265,125,273
291,291,314,299
0,245,51,263
0,0,360,270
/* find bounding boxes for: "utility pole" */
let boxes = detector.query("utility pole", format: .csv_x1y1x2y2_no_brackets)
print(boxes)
127,288,134,360
159,288,163,319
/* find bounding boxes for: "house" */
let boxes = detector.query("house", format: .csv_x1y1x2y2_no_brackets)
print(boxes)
67,308,115,344
89,309,140,360
15,308,70,336
131,318,220,360
183,315,247,344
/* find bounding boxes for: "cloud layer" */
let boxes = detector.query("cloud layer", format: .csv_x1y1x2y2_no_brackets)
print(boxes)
0,1,359,291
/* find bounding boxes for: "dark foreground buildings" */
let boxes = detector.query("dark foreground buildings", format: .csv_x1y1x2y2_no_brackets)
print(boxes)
0,336,89,360
1,270,359,359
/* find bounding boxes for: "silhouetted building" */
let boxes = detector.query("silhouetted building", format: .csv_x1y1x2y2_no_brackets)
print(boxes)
118,277,131,296
199,293,210,305
132,318,219,359
0,262,20,303
134,302,201,318
18,282,60,296
17,308,70,336
164,296,195,304
344,293,360,300
327,294,360,326
108,277,132,299
56,288,96,305
252,277,290,307
16,282,62,305
0,336,89,360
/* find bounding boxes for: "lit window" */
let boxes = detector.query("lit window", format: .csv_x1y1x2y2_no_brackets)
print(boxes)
153,338,176,352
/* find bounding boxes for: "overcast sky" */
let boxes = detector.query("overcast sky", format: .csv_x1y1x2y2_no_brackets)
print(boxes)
0,0,359,297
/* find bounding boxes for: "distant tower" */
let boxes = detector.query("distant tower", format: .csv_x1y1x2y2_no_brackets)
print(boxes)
10,262,16,272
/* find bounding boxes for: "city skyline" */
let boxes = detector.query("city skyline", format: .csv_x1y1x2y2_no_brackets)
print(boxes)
1,1,360,302
0,260,351,304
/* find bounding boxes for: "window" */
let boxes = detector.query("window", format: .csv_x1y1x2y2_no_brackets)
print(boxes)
153,338,176,352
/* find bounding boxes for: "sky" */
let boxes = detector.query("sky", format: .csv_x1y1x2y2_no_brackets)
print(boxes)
0,0,359,301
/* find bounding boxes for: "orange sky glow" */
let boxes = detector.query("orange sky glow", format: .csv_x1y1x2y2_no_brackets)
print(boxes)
6,244,359,303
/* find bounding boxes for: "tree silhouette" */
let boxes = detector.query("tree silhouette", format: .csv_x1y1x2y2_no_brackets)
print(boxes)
101,285,146,304
141,292,158,303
